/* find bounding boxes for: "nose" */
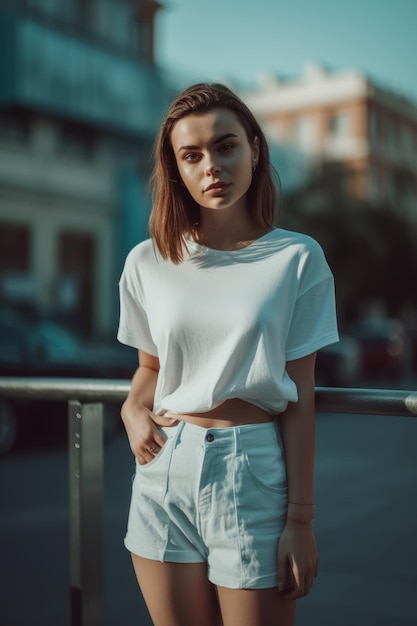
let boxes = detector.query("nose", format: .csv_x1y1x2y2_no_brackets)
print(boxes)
204,155,221,176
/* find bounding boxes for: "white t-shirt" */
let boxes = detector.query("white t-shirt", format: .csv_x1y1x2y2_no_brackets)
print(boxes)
118,228,339,415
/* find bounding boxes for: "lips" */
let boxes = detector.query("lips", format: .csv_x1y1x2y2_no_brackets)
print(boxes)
204,181,230,193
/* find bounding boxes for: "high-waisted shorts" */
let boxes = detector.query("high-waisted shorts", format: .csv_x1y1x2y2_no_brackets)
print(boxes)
124,419,288,589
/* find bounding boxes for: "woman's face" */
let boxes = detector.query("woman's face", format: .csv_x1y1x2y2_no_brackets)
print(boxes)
170,108,259,215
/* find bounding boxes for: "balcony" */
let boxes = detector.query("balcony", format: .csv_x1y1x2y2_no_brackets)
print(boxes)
0,5,165,135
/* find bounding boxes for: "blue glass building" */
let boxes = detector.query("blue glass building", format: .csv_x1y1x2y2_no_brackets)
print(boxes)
0,0,168,335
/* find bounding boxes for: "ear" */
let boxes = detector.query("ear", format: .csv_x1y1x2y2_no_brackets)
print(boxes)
252,136,260,166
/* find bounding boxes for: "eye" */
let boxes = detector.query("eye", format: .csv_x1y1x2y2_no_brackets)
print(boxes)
219,143,235,153
183,152,201,162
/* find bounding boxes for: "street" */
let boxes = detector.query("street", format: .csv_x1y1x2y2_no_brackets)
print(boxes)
0,409,416,626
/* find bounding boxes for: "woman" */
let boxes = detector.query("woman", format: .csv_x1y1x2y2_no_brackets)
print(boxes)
118,83,339,626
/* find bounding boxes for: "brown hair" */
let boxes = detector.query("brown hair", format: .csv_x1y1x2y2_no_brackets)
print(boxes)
149,82,279,263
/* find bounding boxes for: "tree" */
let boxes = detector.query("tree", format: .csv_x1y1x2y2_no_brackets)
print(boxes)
281,178,417,326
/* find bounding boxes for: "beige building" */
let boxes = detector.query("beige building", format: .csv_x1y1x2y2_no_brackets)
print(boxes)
0,115,119,334
242,63,417,218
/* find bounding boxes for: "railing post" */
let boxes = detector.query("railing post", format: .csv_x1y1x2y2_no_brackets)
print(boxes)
69,401,104,626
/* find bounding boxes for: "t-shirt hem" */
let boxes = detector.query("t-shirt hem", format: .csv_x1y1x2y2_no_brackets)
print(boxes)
285,331,340,362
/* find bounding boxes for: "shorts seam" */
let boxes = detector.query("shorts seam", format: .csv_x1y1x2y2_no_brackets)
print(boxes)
232,430,244,587
208,569,278,590
124,538,205,563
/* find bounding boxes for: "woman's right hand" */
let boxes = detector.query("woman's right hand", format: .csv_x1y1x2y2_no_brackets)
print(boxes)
121,401,179,465
121,351,179,464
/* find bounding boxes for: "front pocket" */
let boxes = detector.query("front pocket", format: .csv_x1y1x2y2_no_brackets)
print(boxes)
132,432,178,507
135,424,181,472
244,445,287,494
136,435,173,472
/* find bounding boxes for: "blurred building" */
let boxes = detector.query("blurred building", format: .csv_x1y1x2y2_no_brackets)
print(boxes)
0,0,167,336
242,63,417,218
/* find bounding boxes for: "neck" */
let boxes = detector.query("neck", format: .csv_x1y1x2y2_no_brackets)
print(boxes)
193,211,270,251
196,209,251,246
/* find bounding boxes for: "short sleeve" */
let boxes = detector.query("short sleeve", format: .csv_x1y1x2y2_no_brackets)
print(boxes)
285,276,339,361
117,267,158,356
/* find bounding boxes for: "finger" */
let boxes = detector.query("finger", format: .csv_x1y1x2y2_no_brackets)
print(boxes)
282,579,304,600
153,414,179,428
154,409,180,425
291,561,302,595
290,562,309,599
277,557,286,592
282,588,298,601
139,449,157,465
136,441,158,465
148,443,161,456
277,559,293,596
294,571,315,599
153,429,169,448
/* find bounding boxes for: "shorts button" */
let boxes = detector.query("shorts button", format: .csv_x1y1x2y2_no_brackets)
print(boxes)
206,433,214,442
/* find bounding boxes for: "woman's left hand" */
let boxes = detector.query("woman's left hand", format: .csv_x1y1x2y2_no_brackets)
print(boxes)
277,519,319,600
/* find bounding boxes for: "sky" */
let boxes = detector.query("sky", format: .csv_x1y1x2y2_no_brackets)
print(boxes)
155,0,417,102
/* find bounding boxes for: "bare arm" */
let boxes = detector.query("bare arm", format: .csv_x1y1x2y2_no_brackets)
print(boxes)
121,350,178,465
277,352,319,599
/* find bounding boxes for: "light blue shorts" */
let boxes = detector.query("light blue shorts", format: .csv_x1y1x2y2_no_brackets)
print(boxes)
124,420,288,589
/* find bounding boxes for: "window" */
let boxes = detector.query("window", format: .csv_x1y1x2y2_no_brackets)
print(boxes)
0,222,34,312
376,114,387,144
57,231,95,333
57,122,96,160
0,222,31,272
328,111,350,138
291,116,316,151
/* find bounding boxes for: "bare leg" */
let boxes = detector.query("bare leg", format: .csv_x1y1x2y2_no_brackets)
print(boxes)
217,586,296,626
132,554,223,626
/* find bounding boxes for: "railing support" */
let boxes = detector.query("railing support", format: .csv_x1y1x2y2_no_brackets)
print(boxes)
69,401,104,626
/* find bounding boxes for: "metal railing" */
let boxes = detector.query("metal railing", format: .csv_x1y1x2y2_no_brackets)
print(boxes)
1,377,416,626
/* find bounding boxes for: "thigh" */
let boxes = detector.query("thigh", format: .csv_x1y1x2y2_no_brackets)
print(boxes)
132,554,223,626
217,585,296,626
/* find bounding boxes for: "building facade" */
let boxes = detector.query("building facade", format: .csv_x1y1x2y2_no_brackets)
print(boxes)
242,63,417,218
0,0,167,336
